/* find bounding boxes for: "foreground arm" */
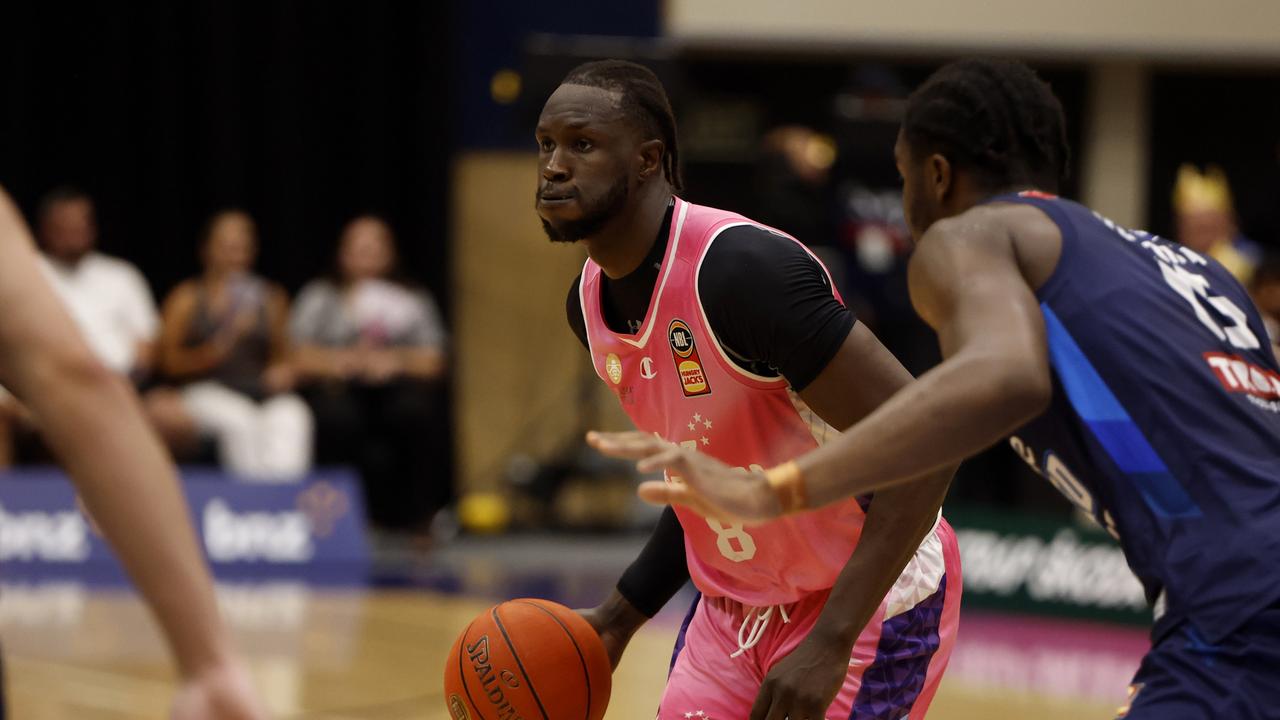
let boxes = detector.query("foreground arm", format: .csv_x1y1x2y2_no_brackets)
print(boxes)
0,190,264,719
591,212,1050,521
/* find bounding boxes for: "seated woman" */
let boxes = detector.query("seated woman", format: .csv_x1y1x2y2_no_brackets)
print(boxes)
158,209,312,480
290,215,448,532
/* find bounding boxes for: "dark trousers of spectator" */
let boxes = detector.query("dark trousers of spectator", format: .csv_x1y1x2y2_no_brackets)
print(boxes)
303,379,447,532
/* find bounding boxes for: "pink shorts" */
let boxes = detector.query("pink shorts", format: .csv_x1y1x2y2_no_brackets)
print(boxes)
660,521,962,720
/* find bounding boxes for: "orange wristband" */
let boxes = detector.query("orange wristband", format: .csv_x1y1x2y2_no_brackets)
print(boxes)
764,460,807,514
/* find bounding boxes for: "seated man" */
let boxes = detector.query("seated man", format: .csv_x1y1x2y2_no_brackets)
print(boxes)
0,187,191,467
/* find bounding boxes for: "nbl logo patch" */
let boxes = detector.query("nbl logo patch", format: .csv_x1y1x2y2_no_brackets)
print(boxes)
668,319,711,397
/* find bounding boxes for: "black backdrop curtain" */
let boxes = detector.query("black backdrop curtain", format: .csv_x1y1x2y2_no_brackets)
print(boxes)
0,1,453,302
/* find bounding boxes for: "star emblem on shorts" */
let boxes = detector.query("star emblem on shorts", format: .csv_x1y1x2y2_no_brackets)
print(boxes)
683,712,709,719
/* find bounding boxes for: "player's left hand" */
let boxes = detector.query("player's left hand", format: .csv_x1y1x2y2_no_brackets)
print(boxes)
586,431,782,523
749,632,850,720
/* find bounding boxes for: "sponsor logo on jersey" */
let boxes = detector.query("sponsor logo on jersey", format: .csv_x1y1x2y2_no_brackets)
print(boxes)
640,356,657,379
605,353,623,385
668,319,711,397
1204,352,1280,411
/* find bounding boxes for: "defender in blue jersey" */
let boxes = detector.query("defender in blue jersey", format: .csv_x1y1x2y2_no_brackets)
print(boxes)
590,58,1280,719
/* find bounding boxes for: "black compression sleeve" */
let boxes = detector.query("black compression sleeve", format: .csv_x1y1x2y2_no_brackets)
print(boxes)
566,275,589,350
616,506,690,617
698,226,855,390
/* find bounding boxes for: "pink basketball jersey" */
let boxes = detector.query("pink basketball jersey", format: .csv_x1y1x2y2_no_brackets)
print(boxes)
580,198,870,606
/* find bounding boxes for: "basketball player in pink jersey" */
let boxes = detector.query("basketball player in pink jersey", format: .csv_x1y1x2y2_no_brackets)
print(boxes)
538,60,961,720
0,186,265,720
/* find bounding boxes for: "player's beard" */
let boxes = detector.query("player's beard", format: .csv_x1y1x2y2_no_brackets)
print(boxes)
540,176,629,244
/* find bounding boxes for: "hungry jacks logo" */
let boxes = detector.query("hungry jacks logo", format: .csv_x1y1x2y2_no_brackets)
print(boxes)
668,319,711,397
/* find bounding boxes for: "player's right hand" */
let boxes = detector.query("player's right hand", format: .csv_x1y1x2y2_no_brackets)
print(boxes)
170,660,269,720
587,431,783,523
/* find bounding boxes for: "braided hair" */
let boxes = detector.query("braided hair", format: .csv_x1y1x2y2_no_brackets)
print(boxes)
561,60,684,191
903,58,1069,193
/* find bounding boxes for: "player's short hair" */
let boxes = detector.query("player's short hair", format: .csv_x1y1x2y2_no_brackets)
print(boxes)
903,58,1070,193
37,185,92,221
560,59,684,191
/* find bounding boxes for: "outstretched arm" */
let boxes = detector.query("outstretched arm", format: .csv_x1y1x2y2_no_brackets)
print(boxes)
0,189,264,720
592,210,1052,521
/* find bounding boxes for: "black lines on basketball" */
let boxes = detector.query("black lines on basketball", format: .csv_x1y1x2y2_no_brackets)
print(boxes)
457,620,488,720
491,606,551,720
517,600,593,720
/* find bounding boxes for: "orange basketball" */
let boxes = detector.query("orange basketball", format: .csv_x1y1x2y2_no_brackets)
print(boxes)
443,598,612,720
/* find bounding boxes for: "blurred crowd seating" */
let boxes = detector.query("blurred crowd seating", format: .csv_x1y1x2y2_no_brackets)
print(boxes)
0,188,450,536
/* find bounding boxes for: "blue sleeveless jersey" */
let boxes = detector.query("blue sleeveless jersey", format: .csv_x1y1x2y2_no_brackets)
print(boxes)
995,192,1280,643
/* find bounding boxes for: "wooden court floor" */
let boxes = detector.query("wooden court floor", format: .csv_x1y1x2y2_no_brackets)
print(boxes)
0,585,1129,719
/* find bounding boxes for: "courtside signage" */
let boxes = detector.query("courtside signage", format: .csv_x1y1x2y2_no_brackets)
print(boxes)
0,468,369,582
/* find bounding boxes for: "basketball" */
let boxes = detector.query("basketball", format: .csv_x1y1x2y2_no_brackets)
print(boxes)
444,598,612,720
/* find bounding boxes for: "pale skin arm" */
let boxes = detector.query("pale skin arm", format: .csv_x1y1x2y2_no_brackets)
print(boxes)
0,190,264,719
590,211,1051,523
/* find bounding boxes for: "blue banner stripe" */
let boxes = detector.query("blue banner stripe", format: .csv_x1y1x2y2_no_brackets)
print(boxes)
1042,305,1202,519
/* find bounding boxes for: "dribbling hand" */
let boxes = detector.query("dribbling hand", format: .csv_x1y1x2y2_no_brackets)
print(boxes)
575,606,631,670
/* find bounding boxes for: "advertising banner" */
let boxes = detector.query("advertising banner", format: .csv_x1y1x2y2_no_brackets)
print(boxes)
0,468,369,583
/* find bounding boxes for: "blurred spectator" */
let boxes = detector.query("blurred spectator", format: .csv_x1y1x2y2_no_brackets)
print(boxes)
291,216,448,532
0,187,189,468
36,187,158,378
829,66,941,377
1251,254,1280,354
1174,164,1263,285
158,210,312,480
754,125,846,292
